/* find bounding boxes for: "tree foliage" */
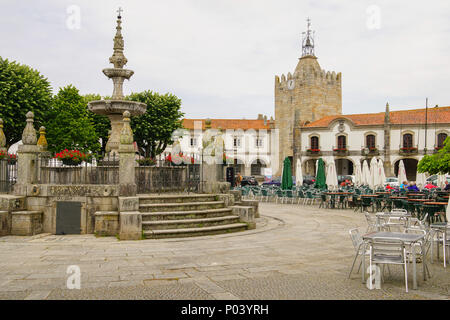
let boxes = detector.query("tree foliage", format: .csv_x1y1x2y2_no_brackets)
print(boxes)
128,91,184,158
0,57,52,147
84,94,111,153
45,85,100,153
418,137,450,174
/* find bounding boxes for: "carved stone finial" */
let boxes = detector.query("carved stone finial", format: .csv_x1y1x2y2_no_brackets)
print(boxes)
120,111,133,145
109,13,128,69
37,126,48,151
0,118,6,149
22,111,37,145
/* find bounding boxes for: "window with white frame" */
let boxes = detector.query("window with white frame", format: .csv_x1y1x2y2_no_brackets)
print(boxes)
233,137,241,147
190,137,197,147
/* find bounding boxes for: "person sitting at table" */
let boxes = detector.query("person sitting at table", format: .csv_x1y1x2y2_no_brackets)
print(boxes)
444,181,450,191
424,182,437,190
399,181,408,190
407,182,420,192
385,184,394,191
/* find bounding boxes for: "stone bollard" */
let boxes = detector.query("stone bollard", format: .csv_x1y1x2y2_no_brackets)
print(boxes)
118,111,137,196
15,112,40,195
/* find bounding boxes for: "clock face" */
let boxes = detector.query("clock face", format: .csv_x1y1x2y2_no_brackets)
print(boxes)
287,79,295,90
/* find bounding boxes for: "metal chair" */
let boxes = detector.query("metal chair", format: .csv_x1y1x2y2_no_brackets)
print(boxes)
348,228,369,278
368,238,409,292
404,226,432,279
364,211,385,233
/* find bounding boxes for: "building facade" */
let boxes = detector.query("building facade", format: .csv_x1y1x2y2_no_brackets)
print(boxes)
165,20,450,182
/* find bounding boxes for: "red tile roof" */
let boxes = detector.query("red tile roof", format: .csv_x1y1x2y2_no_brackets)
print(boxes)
182,119,272,130
303,106,450,128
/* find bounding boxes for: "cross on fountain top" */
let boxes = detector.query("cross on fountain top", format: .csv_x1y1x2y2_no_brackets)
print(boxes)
117,7,123,19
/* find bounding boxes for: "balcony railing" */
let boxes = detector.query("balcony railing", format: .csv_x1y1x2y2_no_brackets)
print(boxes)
332,146,349,156
399,146,418,155
306,148,322,156
361,145,380,156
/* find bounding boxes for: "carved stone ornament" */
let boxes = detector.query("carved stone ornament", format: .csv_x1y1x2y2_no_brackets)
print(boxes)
120,111,133,145
37,126,48,151
338,120,345,133
22,111,37,145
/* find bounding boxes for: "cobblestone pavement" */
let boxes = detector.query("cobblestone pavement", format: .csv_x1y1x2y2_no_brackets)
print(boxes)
0,203,448,300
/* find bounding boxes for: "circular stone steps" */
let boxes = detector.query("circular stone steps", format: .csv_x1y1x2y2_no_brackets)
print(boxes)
139,201,225,213
142,215,241,230
143,223,248,239
141,208,234,221
138,194,248,239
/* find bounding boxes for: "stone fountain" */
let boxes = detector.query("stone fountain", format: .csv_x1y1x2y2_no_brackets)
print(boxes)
88,10,146,154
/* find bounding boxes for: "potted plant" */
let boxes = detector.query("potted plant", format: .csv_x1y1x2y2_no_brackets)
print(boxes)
0,151,17,164
54,149,92,166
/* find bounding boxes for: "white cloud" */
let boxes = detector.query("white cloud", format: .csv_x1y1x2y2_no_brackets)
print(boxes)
1,0,449,118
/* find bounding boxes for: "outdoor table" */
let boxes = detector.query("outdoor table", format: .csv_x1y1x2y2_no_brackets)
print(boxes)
375,212,412,231
430,223,449,268
362,231,427,290
324,192,353,209
390,196,408,199
407,199,428,202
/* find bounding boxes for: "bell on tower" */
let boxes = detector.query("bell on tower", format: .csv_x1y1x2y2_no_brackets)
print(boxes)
301,18,315,57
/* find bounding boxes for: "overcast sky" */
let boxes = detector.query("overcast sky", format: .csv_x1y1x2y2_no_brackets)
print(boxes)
1,0,450,119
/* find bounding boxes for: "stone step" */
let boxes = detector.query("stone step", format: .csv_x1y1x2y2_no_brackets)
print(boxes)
143,223,248,239
139,201,225,213
142,215,240,230
138,194,217,204
141,208,233,221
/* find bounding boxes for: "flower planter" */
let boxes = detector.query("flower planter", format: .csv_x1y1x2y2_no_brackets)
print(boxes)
61,159,82,166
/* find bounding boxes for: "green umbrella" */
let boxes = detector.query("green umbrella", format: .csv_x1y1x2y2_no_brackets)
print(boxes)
315,158,326,190
281,157,293,190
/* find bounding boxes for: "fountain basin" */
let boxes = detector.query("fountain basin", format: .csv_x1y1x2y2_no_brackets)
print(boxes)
88,100,146,117
103,68,134,79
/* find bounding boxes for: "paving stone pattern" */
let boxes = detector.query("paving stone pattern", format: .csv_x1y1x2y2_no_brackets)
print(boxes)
0,203,448,300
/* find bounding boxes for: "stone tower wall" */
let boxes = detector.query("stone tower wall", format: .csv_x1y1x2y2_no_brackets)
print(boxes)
274,55,342,174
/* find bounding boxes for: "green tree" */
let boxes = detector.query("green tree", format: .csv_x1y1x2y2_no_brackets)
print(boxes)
418,137,450,174
45,85,100,153
84,94,111,153
0,57,52,147
128,91,184,158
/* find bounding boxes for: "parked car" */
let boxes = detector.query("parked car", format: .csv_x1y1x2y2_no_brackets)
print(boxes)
302,175,316,186
337,175,354,185
240,176,258,187
384,177,399,187
426,175,450,185
262,177,281,186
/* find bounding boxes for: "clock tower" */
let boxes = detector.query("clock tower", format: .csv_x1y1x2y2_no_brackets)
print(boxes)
274,19,342,175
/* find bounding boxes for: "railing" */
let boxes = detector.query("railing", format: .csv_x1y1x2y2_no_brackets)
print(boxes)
136,163,202,194
361,145,380,156
332,146,349,156
37,153,119,185
306,148,322,156
0,156,17,193
399,146,418,155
